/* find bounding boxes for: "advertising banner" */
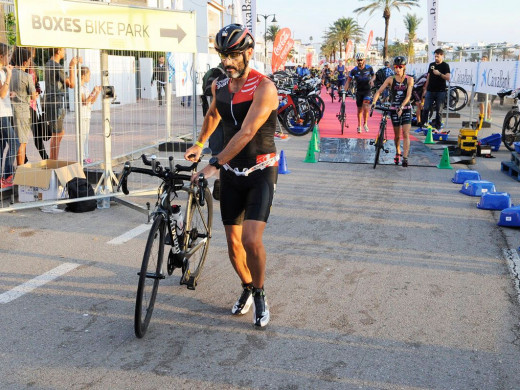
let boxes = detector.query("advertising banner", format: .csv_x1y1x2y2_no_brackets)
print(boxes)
475,60,520,94
407,60,520,95
271,28,292,73
345,40,353,60
241,0,257,41
306,52,313,68
427,0,438,63
365,30,373,56
174,53,194,97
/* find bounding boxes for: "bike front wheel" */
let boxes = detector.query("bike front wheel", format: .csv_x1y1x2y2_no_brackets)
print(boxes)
135,215,166,338
502,110,520,151
180,187,213,290
373,126,385,169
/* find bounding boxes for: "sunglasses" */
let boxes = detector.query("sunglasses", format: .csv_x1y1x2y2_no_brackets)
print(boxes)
357,59,364,62
394,65,405,69
218,51,243,60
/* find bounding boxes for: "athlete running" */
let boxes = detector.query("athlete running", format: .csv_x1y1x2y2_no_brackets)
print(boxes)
372,56,414,167
184,24,279,328
345,52,375,133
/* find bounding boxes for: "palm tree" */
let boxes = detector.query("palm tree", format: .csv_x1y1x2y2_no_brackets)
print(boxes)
320,39,337,62
330,17,364,60
354,0,419,60
403,13,422,62
266,25,280,43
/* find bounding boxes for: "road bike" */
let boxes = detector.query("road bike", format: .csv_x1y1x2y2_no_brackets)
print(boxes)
336,89,349,135
118,153,213,338
497,87,520,151
369,103,392,169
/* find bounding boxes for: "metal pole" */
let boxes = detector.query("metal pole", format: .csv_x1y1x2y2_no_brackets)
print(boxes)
74,48,82,165
166,66,172,142
192,52,197,144
264,17,267,73
100,50,115,192
445,80,450,129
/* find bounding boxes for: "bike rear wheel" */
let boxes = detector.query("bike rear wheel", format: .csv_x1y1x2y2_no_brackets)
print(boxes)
502,110,520,151
180,187,213,290
135,215,166,338
281,106,316,136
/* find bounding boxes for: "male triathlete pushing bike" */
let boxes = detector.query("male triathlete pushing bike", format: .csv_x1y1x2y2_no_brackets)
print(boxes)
184,24,279,328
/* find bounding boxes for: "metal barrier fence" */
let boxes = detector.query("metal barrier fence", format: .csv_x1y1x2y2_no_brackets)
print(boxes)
0,1,206,212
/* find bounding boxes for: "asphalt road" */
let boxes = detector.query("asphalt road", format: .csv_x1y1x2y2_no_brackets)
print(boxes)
2,116,520,389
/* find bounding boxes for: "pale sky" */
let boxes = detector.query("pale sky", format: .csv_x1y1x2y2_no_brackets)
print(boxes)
256,0,520,46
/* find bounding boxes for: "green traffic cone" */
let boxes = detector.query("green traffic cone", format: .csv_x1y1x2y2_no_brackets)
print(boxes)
424,126,435,144
311,130,320,153
437,147,453,169
313,125,320,144
303,140,317,163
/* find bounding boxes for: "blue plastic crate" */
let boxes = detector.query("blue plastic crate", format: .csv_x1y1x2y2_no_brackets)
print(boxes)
460,180,496,196
452,169,481,184
477,192,512,210
479,133,501,152
498,205,520,227
433,133,449,141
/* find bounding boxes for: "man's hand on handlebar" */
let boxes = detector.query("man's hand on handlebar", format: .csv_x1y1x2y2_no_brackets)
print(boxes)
191,163,218,184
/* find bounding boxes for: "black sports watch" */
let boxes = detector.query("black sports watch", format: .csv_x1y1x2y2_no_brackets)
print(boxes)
208,156,222,169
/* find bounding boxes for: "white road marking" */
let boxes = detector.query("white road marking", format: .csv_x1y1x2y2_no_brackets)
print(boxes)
107,224,151,245
0,263,80,304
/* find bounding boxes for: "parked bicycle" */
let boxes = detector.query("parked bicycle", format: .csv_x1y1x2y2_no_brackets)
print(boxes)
117,153,213,338
369,103,392,169
497,87,520,151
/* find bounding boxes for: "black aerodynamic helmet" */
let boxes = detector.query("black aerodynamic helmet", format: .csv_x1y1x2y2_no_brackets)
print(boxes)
393,56,407,66
214,24,255,53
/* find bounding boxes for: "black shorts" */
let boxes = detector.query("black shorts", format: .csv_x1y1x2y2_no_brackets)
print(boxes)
390,107,412,127
355,91,372,107
220,166,278,225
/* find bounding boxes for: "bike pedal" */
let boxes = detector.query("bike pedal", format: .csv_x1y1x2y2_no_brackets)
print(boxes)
384,149,389,153
369,140,374,145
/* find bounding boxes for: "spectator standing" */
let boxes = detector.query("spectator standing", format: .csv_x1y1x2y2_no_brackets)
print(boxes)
0,43,16,188
10,47,37,166
151,55,167,106
26,47,48,160
420,48,450,130
79,66,101,164
44,48,80,160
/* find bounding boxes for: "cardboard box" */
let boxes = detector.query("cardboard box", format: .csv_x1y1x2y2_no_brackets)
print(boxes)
13,160,85,202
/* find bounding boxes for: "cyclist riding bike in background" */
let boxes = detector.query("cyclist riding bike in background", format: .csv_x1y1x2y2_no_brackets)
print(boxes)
345,52,375,133
374,60,394,102
336,59,347,98
372,56,414,168
184,24,279,328
321,63,332,91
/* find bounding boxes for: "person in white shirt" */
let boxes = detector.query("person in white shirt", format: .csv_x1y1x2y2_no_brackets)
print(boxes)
79,66,101,164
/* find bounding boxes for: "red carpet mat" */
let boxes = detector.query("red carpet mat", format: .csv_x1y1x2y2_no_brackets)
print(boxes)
317,87,418,141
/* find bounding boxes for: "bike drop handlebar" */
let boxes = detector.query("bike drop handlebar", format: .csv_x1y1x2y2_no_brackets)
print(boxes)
117,154,206,195
370,102,393,117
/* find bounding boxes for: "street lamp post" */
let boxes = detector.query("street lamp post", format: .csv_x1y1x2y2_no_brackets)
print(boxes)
257,13,277,73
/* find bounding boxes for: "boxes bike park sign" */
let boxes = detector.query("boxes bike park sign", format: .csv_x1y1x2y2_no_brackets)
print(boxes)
15,0,196,52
